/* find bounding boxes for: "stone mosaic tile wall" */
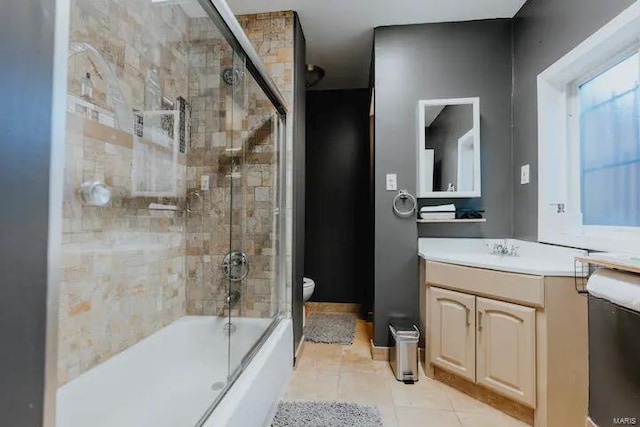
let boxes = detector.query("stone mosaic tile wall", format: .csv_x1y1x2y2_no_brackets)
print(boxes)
59,3,296,387
237,12,295,317
59,0,190,385
184,12,294,319
238,11,295,318
237,12,295,97
237,11,304,315
184,18,234,316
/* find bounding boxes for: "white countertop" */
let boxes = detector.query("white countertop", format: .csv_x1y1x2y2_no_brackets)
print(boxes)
418,238,587,276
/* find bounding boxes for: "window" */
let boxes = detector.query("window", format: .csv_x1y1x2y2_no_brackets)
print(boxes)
577,52,640,227
537,2,640,253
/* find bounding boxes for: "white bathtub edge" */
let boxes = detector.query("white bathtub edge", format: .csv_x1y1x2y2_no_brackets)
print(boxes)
204,319,293,427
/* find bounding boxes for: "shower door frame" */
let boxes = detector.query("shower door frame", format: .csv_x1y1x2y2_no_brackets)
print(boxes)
43,0,289,426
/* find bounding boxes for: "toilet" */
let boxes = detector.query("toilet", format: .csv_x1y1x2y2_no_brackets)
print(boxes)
303,277,315,302
302,277,315,326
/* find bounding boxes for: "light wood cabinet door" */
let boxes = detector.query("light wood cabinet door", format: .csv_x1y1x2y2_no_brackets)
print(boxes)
476,297,536,407
429,287,476,382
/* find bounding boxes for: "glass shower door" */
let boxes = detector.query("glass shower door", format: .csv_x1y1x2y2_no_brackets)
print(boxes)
55,0,288,425
226,51,248,380
226,50,285,380
59,1,244,426
183,3,238,422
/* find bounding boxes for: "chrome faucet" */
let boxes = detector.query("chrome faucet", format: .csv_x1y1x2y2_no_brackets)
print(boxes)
487,239,519,256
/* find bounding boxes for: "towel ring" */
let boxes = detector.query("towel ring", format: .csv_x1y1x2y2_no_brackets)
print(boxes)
392,190,417,218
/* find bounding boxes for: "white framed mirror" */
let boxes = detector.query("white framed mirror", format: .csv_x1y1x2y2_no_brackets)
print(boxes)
417,97,481,198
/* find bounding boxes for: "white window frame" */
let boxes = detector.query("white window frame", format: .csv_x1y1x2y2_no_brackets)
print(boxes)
537,1,640,253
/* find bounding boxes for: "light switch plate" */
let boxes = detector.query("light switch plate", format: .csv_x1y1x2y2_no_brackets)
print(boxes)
520,164,530,185
386,174,397,191
201,175,210,190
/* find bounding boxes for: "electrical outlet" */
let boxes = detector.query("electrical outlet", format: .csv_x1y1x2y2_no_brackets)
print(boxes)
386,174,397,191
520,164,530,185
201,175,210,190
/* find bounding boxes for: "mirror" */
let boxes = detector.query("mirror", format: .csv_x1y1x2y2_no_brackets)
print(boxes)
417,97,481,198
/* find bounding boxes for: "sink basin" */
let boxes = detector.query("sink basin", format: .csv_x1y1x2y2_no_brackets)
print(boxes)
418,238,586,276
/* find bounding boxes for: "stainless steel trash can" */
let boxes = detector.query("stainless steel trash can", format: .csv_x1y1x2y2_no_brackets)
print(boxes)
389,321,420,383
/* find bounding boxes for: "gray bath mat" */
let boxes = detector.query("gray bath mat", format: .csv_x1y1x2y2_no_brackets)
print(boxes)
272,401,383,427
304,313,356,345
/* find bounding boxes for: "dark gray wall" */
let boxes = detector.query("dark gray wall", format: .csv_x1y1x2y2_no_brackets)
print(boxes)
0,0,58,425
373,20,513,345
425,104,474,191
292,13,306,354
305,89,371,305
512,0,635,240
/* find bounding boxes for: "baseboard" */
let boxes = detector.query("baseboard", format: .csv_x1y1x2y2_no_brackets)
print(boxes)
434,367,534,426
369,339,390,361
305,302,360,314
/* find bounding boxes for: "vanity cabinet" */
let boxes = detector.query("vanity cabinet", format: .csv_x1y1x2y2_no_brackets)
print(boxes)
429,288,536,406
421,260,588,427
429,287,476,382
476,297,536,406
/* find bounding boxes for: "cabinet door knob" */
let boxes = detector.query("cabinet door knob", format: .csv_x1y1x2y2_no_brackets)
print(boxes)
478,311,483,331
465,307,471,326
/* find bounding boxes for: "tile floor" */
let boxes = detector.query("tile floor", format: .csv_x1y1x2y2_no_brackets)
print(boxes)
283,318,529,427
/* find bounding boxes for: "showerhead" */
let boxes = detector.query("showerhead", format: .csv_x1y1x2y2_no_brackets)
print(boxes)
305,64,325,88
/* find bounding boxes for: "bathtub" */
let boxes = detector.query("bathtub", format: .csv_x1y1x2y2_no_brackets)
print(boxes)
57,316,293,427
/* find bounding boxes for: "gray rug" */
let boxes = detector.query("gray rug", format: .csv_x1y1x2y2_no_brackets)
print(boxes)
304,313,356,345
272,401,383,427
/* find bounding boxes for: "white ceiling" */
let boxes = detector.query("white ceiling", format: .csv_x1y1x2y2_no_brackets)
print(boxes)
226,0,527,90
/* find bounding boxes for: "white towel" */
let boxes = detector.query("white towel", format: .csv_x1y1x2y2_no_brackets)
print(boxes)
420,204,456,213
420,212,456,220
587,268,640,313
